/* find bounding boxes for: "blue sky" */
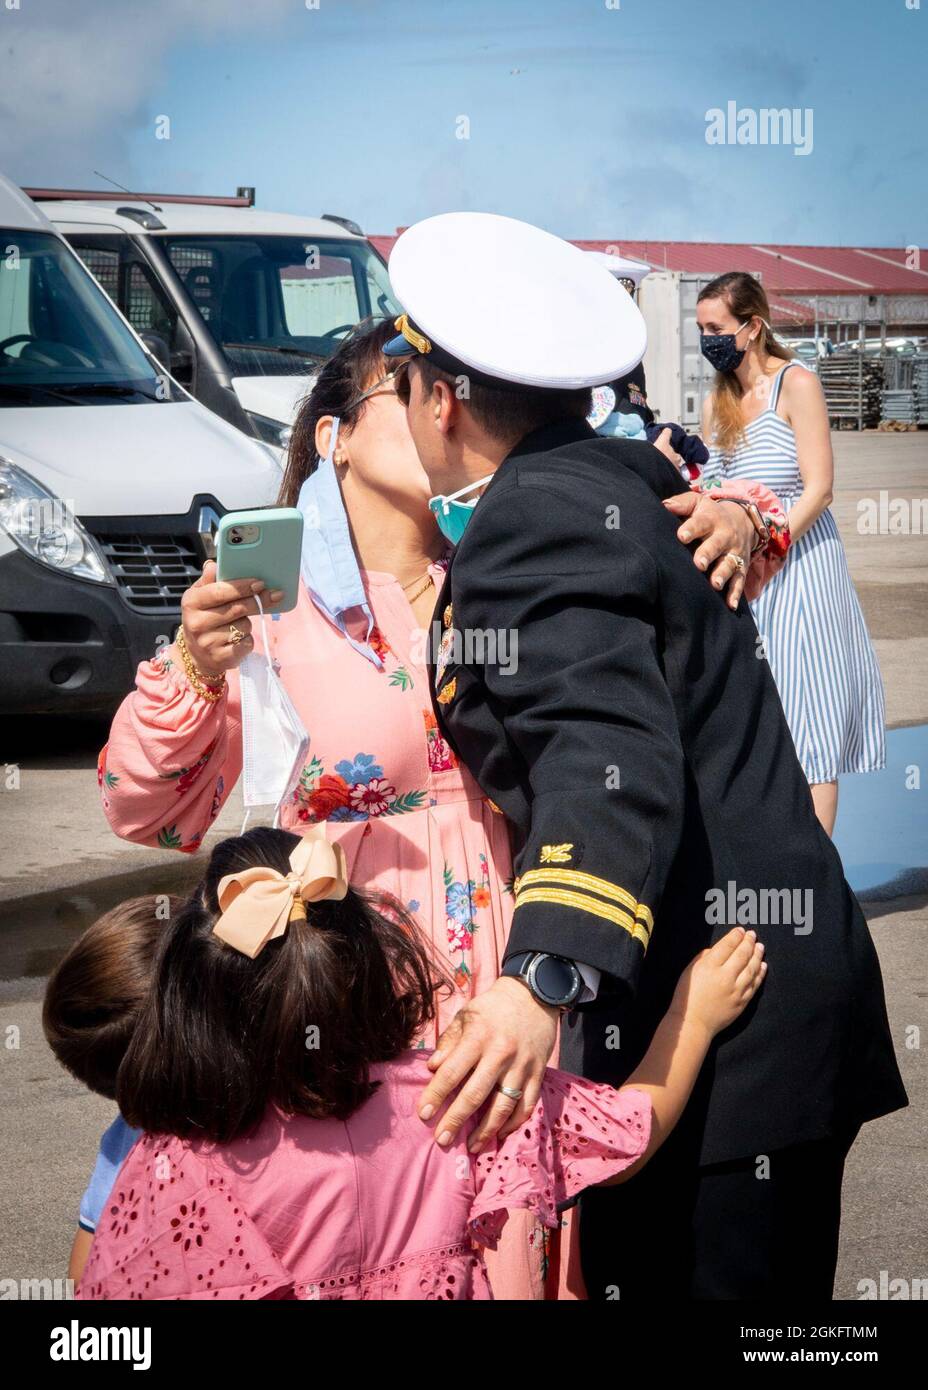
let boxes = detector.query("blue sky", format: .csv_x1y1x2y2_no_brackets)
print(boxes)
3,0,925,246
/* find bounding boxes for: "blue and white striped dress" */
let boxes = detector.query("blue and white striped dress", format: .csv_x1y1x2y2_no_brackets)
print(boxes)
703,362,885,782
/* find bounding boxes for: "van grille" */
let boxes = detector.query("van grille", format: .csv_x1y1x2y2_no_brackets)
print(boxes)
94,533,202,612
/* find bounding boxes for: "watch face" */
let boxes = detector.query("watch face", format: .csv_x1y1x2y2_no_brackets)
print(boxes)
529,954,581,1007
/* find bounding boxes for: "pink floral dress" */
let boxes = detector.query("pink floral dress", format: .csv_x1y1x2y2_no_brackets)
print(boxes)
76,1055,651,1302
98,555,516,1021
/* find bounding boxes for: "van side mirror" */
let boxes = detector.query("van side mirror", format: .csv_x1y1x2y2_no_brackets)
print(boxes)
138,331,171,369
169,349,194,386
170,320,197,387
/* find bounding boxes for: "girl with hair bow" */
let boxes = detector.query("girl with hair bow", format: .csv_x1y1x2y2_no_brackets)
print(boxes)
48,826,765,1301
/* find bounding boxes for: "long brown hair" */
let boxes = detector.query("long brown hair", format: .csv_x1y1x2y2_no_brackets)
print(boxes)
278,317,399,507
117,828,449,1142
698,272,792,454
43,896,177,1100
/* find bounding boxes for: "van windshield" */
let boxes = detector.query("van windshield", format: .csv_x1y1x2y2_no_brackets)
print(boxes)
161,234,400,376
0,231,172,407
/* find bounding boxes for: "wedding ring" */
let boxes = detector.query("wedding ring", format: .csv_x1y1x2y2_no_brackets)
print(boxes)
498,1084,524,1101
229,624,246,644
726,551,746,574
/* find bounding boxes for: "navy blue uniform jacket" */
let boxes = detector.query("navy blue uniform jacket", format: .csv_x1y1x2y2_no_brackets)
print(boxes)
428,419,906,1165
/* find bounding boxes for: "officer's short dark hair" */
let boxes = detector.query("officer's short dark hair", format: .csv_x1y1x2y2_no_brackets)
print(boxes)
414,359,593,445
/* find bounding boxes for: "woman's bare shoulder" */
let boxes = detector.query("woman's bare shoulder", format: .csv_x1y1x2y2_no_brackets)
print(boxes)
780,360,822,400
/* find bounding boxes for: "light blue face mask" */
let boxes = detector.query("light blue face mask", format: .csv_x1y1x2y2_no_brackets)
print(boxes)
295,416,383,668
428,474,494,545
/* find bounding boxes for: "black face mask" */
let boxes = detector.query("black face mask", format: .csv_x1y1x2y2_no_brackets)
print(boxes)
700,321,751,373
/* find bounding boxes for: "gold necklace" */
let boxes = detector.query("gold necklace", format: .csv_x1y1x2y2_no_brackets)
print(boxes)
404,574,434,605
400,568,431,593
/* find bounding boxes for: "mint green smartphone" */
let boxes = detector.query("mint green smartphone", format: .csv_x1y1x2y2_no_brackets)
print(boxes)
216,507,304,613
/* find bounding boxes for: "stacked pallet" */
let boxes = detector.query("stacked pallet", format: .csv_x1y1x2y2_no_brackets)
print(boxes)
915,356,928,424
816,354,883,429
880,353,928,427
880,389,918,425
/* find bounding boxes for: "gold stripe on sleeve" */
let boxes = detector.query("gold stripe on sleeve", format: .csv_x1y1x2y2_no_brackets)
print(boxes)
513,886,651,950
516,867,653,937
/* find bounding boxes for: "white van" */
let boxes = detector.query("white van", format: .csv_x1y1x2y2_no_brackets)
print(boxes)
0,174,282,715
37,188,399,451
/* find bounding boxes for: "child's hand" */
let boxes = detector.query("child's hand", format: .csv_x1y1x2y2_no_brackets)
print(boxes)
671,927,766,1038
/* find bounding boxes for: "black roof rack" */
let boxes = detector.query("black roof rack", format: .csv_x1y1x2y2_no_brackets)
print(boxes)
322,213,363,237
115,207,166,230
25,187,256,208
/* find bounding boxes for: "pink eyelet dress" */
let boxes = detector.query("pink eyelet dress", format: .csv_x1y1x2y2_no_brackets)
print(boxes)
75,1055,651,1301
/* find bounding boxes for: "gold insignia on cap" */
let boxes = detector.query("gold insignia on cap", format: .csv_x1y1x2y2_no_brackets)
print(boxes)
394,313,432,355
540,843,573,864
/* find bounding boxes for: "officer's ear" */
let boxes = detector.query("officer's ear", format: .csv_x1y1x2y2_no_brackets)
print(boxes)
431,374,460,436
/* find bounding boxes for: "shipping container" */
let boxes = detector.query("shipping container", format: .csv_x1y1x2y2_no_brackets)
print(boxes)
638,270,720,429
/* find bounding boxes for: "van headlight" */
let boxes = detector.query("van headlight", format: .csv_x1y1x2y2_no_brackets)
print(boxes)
0,460,112,584
247,411,293,451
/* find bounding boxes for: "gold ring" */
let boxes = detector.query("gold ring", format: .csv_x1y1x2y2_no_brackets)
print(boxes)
229,624,246,644
726,552,746,574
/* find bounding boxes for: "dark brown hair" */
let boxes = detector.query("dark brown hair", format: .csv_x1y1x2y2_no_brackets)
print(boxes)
42,896,175,1100
278,317,399,507
413,358,593,448
697,271,793,453
116,827,448,1143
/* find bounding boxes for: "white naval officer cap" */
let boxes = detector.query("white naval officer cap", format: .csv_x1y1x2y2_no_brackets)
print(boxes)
382,212,647,389
585,249,652,290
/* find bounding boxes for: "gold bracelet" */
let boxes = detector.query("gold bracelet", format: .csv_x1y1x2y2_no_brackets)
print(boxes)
176,627,226,702
712,496,770,554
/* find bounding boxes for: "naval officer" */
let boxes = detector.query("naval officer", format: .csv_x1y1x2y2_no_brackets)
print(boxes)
382,212,906,1298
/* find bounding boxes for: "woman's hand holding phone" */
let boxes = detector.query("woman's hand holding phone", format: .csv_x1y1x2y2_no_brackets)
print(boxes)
177,561,284,678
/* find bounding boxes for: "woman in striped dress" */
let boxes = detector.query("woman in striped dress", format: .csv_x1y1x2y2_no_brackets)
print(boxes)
697,272,885,835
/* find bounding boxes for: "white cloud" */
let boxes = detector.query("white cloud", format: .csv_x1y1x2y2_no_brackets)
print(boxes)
0,0,295,184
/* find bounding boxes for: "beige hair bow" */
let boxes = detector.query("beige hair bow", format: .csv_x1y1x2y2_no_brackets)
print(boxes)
213,825,349,959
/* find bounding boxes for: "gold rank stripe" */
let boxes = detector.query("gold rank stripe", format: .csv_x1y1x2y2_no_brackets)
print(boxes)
517,867,655,930
514,887,651,950
516,867,654,938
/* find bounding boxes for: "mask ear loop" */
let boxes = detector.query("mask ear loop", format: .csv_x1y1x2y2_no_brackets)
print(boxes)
434,472,496,510
327,416,341,467
252,588,273,657
238,588,280,834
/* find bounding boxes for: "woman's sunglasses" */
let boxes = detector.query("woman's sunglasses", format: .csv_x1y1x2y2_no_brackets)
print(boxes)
344,360,412,414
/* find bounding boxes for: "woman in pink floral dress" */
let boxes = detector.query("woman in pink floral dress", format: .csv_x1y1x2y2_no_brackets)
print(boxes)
95,320,787,1298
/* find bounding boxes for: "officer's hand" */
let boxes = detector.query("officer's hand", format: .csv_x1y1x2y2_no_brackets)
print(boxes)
663,492,754,611
417,977,559,1153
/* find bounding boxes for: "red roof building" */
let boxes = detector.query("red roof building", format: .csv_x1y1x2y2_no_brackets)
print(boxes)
370,235,928,331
